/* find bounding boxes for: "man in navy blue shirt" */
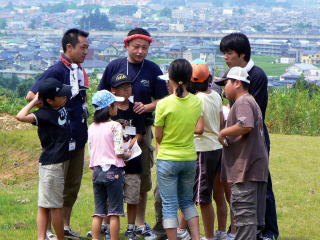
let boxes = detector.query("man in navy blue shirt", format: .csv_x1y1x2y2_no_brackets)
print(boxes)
219,32,279,240
98,27,168,238
26,28,89,239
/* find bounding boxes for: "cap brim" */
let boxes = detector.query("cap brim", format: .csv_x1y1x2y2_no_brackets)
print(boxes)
158,74,169,81
214,78,226,86
114,96,125,102
56,84,72,97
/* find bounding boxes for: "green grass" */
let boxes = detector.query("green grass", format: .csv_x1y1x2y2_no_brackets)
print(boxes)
0,127,319,239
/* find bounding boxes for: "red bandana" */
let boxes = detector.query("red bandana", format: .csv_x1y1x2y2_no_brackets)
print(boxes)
124,34,153,48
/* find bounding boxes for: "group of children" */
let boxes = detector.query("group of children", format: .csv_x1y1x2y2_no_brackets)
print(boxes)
16,57,269,240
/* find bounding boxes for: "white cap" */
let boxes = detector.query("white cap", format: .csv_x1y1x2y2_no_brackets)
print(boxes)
215,66,250,86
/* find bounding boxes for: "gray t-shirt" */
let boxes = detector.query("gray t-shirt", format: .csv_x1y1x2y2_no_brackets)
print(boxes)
221,93,269,183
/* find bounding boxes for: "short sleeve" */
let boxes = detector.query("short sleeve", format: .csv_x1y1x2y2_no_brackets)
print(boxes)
32,109,49,128
235,103,254,128
151,66,168,100
98,64,113,91
112,122,124,155
154,100,165,127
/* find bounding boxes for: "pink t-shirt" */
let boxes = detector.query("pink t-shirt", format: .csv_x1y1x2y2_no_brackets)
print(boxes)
88,121,125,168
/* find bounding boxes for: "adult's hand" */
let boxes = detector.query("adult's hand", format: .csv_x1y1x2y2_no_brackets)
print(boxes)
133,102,146,114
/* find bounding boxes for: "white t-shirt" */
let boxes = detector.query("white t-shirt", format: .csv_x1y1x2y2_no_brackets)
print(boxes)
194,91,223,152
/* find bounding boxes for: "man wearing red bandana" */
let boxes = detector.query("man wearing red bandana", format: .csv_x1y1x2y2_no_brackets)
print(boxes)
98,28,168,240
26,28,89,240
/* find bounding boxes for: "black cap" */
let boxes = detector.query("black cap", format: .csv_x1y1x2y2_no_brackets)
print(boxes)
111,73,132,88
38,78,72,99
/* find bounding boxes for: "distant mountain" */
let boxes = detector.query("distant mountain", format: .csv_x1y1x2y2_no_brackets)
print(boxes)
151,0,318,7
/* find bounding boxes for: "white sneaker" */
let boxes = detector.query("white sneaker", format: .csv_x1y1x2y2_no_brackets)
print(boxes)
177,229,191,240
226,233,235,240
46,230,58,240
213,230,228,240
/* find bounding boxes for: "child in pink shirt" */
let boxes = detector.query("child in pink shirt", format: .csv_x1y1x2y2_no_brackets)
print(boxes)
88,90,131,240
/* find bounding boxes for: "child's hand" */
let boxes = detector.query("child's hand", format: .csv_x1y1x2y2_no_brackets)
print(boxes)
31,93,42,107
218,132,228,147
123,150,132,161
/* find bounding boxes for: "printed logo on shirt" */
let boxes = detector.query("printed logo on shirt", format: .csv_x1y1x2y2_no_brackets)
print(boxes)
140,79,150,87
58,108,67,126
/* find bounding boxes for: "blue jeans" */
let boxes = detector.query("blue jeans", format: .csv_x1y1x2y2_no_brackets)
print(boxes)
157,160,198,229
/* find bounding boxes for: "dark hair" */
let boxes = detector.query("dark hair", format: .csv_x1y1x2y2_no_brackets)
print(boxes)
93,106,111,123
62,28,89,52
127,27,151,37
229,79,250,90
220,33,251,62
168,59,192,98
189,76,211,94
39,96,54,107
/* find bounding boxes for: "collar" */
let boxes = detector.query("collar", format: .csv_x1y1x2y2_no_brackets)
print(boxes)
244,59,254,72
60,54,82,69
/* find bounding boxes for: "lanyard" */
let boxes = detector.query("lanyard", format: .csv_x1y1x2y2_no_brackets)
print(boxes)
126,58,144,83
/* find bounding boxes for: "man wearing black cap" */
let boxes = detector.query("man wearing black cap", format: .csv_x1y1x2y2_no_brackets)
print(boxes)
16,78,72,240
26,28,89,239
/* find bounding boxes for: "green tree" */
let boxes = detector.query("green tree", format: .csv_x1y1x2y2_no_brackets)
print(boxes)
79,8,115,30
0,19,7,29
159,7,171,17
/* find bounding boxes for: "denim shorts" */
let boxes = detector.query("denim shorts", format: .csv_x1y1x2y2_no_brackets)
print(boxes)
157,160,198,228
92,165,125,217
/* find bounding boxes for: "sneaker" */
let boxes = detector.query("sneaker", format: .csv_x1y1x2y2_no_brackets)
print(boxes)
177,229,191,240
135,222,154,237
125,229,137,240
226,233,235,240
262,235,276,240
64,228,80,239
46,230,57,240
105,229,111,240
213,230,228,240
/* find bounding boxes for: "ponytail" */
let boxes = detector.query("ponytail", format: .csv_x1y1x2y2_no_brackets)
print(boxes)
168,59,192,98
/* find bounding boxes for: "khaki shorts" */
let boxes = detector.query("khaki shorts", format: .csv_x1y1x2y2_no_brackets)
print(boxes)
38,162,66,208
139,126,154,192
124,174,141,204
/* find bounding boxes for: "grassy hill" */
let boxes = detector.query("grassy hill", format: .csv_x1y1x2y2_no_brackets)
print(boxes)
0,115,319,239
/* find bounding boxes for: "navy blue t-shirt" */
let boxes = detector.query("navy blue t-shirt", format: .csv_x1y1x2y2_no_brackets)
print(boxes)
98,57,168,125
33,106,71,165
112,102,146,174
30,61,88,150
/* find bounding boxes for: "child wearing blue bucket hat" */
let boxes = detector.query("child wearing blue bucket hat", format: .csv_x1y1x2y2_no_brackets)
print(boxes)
88,90,132,240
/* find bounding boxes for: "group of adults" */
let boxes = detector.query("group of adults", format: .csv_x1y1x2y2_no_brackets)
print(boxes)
26,27,279,240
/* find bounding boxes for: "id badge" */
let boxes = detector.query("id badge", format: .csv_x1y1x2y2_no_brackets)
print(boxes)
69,139,76,151
125,126,136,136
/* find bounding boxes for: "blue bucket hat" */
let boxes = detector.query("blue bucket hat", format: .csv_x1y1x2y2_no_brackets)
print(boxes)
92,90,124,110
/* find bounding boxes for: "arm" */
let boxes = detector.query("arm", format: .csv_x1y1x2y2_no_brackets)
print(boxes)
128,133,143,149
218,123,252,146
155,126,164,145
16,93,41,123
194,116,204,135
219,111,225,131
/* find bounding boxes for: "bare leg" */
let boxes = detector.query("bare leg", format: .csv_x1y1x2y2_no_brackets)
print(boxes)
200,203,214,239
136,192,147,226
213,174,228,232
166,228,177,240
187,216,200,240
110,216,120,240
63,206,72,227
224,182,236,234
37,207,49,240
178,211,188,229
127,203,137,224
51,208,64,240
92,216,103,239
